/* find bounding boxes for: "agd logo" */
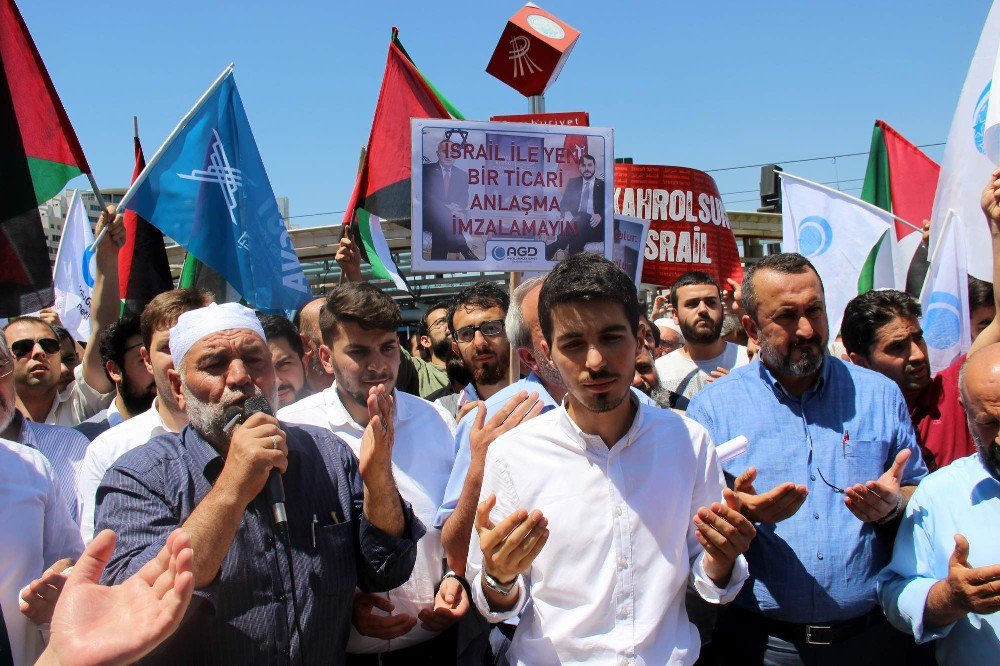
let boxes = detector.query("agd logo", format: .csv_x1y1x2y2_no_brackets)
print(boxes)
796,216,833,258
486,240,545,266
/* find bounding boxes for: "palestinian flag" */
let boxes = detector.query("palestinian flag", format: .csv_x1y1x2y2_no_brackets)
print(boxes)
352,208,409,292
0,0,90,315
179,252,241,304
343,27,463,228
858,120,940,294
119,133,173,316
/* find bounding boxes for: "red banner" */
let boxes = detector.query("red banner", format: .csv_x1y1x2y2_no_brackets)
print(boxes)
490,111,590,127
613,164,743,288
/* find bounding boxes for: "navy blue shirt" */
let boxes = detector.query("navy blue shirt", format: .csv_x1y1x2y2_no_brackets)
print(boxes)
95,422,423,665
687,357,927,623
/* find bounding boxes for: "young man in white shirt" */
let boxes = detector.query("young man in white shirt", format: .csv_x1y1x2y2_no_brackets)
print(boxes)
654,271,749,410
468,253,754,665
76,289,211,542
278,283,465,663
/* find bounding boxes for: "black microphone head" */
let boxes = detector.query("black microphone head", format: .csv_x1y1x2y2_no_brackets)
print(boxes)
243,394,274,418
223,405,243,425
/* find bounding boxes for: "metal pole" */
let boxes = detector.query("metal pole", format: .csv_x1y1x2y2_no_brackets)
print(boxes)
529,94,545,114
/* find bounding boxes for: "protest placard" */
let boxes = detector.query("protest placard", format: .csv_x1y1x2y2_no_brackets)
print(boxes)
411,118,614,272
613,215,650,287
613,164,743,287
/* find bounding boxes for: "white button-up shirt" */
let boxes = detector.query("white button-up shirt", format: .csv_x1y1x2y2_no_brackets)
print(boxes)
76,400,173,542
41,364,114,427
278,385,457,654
467,399,749,665
0,439,83,666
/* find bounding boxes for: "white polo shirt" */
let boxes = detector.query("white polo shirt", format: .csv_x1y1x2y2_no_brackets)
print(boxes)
0,439,83,666
278,384,457,654
467,398,749,665
41,364,114,427
76,400,174,542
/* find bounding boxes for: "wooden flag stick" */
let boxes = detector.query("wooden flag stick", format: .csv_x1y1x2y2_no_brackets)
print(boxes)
86,172,110,247
508,270,521,382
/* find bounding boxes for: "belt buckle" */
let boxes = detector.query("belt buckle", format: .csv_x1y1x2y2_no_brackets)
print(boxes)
805,625,832,645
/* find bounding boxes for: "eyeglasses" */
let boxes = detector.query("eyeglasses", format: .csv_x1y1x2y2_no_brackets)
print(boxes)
452,319,505,344
0,361,11,379
10,337,60,359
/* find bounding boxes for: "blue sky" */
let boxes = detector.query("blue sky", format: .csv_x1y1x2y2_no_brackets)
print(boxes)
23,0,993,225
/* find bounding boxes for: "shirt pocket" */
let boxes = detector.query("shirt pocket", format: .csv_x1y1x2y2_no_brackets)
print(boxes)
313,521,357,597
843,439,885,485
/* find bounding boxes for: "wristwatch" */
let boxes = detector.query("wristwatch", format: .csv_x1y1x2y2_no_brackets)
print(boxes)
876,493,904,525
482,570,518,596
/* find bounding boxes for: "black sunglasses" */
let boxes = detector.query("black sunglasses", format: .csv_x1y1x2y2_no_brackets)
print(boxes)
10,337,60,359
452,319,505,344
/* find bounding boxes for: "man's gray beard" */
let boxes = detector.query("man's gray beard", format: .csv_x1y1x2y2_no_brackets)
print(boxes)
649,386,675,409
758,334,825,378
183,384,279,447
970,423,1000,481
0,394,14,433
530,345,565,388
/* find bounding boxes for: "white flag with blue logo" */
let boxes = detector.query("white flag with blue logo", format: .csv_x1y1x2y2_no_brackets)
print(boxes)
780,172,894,343
51,190,94,342
117,65,310,313
928,1,1000,282
920,211,971,375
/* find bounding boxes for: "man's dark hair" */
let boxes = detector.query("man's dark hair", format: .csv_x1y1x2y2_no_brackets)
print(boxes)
580,153,596,165
841,289,922,357
419,300,453,338
669,271,721,310
969,276,994,313
539,253,640,345
51,324,72,343
139,288,213,349
256,313,304,358
741,253,824,321
319,283,401,345
447,281,510,335
98,314,142,381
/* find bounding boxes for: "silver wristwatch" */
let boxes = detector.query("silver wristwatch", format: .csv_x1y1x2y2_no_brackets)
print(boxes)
482,571,517,596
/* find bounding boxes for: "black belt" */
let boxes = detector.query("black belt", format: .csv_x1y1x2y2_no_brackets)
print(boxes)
734,605,886,646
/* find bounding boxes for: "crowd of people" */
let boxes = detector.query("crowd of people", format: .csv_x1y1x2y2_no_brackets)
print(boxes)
3,173,1000,666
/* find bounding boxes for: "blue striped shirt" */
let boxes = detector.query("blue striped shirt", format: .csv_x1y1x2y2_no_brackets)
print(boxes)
17,415,90,523
95,422,423,665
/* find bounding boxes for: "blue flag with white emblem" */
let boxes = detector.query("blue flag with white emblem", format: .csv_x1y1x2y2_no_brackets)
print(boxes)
117,65,310,312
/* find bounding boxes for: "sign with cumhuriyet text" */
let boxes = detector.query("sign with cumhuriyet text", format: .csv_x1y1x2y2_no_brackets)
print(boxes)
491,111,590,127
613,164,743,287
411,118,614,272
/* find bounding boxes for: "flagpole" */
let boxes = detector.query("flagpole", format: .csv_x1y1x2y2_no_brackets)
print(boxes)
84,172,111,247
918,210,954,302
116,62,235,214
777,169,924,233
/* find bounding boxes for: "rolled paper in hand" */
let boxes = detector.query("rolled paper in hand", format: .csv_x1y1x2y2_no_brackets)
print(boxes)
716,435,748,464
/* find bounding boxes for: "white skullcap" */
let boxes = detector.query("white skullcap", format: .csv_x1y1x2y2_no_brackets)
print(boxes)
653,317,683,336
169,302,267,366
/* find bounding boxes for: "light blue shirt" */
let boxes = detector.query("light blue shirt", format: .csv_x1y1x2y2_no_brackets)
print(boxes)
435,372,656,528
686,357,927,623
19,417,90,523
878,454,1000,665
435,372,558,528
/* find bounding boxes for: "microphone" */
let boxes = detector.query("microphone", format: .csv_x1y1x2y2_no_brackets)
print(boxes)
242,395,289,541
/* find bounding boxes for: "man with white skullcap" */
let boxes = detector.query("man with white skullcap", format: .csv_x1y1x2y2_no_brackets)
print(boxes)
94,303,423,665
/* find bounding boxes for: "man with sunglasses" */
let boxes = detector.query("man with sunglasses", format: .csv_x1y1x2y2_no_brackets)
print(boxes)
686,253,927,664
3,207,124,428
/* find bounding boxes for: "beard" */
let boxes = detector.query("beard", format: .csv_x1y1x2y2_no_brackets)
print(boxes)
184,383,278,448
431,337,452,362
473,358,506,386
573,369,628,414
758,331,826,378
336,369,395,413
970,422,1000,481
530,344,565,388
680,315,723,345
0,391,14,432
119,375,156,416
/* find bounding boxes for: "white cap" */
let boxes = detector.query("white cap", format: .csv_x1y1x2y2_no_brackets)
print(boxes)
168,303,266,367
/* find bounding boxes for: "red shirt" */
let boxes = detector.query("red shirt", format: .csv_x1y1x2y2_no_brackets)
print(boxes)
912,354,975,471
